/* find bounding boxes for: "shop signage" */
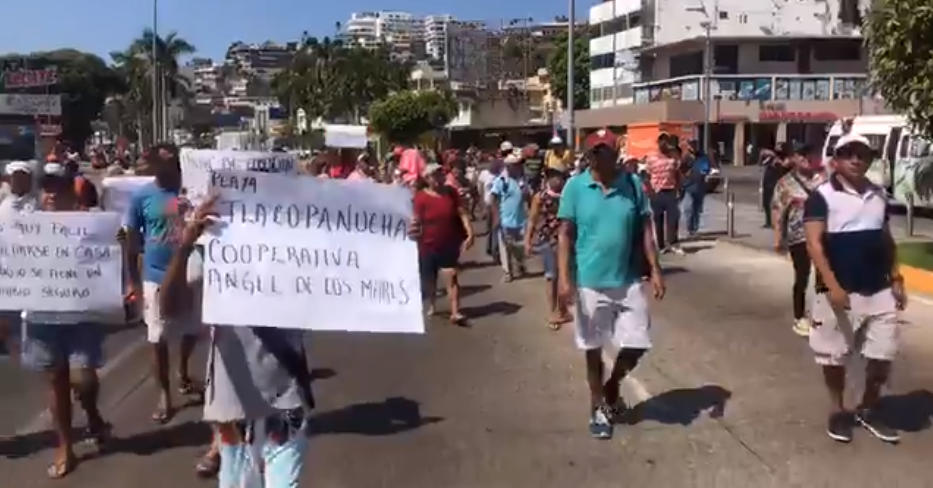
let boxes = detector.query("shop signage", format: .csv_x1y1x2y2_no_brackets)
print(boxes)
760,103,836,121
0,68,58,89
0,94,62,116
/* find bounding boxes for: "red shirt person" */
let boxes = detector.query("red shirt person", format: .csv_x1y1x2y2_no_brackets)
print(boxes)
412,163,475,324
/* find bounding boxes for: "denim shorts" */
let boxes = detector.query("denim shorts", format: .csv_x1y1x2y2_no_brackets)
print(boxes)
21,322,104,371
218,412,310,488
536,244,558,280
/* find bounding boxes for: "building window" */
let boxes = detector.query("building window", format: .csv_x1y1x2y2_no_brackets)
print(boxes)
718,11,728,20
669,51,703,78
739,14,748,24
759,44,795,62
591,88,602,103
627,12,641,28
590,53,615,70
813,40,862,61
602,86,614,101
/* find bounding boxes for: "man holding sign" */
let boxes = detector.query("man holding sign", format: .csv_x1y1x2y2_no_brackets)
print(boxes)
125,144,203,424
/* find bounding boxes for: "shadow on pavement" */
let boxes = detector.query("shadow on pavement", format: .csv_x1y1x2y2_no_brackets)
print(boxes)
459,301,522,319
461,260,495,271
661,266,688,276
101,421,211,458
683,244,714,255
0,429,60,460
460,284,492,298
310,368,337,382
310,397,442,436
880,389,933,432
628,384,732,426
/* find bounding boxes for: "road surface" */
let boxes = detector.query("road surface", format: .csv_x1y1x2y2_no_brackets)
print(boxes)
3,235,933,487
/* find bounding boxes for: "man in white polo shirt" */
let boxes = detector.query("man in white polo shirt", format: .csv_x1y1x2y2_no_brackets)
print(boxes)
803,132,907,444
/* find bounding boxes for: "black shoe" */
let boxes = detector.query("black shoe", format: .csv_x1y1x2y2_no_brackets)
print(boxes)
855,408,900,443
826,412,854,443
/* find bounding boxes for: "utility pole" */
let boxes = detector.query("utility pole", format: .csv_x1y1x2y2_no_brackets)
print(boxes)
151,0,160,147
567,0,576,151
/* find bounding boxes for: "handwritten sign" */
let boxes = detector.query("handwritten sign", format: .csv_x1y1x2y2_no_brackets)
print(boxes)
180,149,297,205
0,212,123,312
101,176,155,217
324,124,368,149
201,170,424,333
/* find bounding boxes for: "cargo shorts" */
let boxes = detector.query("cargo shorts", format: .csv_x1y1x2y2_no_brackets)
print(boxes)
809,288,900,367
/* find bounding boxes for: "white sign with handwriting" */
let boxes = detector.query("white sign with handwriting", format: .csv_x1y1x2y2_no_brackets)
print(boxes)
201,170,424,333
101,176,155,217
0,212,123,312
180,149,297,205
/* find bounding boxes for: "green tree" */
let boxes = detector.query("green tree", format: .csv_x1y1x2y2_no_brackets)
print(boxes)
547,32,590,111
1,50,122,151
865,0,933,135
368,90,457,144
272,38,409,124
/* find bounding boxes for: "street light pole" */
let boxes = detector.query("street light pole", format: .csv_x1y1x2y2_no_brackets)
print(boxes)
567,0,576,151
151,0,160,147
702,20,712,154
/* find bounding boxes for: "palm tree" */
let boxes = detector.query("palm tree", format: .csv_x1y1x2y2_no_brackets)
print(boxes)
128,29,196,101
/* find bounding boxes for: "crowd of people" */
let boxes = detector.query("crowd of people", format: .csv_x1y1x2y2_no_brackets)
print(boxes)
0,122,913,485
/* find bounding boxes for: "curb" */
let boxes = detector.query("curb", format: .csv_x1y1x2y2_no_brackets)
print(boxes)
714,238,933,299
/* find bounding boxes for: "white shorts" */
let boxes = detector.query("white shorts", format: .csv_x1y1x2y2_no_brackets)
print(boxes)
809,288,900,366
143,280,203,344
574,283,651,351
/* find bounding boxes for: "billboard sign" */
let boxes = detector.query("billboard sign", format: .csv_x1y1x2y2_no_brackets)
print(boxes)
0,68,58,90
0,94,62,116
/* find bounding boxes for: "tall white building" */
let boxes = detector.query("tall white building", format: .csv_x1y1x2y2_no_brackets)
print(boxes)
342,10,425,58
579,0,882,165
424,14,455,61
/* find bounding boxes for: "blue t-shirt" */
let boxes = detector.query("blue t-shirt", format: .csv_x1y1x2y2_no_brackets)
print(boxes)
490,174,527,229
557,170,650,289
125,182,186,284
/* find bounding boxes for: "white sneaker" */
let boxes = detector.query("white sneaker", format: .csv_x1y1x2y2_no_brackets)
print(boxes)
793,318,811,337
670,245,687,256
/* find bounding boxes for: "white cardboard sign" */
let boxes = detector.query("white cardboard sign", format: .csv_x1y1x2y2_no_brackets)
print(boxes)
200,170,424,333
0,212,123,312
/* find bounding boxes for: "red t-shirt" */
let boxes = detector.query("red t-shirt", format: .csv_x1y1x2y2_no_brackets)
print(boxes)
413,188,462,253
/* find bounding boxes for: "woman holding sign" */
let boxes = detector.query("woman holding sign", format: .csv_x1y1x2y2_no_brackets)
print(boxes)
20,161,111,479
413,163,476,325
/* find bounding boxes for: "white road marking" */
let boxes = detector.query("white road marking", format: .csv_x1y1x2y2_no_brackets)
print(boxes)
15,336,148,436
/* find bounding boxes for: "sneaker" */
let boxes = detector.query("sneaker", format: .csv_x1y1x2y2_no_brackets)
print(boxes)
606,398,628,424
670,245,686,256
589,407,614,440
826,412,854,443
792,318,812,337
660,247,672,255
856,408,900,443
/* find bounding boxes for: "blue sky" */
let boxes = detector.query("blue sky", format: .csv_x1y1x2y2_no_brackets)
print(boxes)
0,0,584,63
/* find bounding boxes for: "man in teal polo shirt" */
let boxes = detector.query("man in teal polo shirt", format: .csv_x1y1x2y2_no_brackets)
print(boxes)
557,131,665,440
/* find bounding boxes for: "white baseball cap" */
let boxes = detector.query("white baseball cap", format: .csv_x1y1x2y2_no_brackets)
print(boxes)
5,160,33,175
834,133,872,152
43,162,67,176
422,162,443,176
499,141,514,152
549,135,564,145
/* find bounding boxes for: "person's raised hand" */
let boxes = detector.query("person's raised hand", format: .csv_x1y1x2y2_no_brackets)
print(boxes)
182,193,219,247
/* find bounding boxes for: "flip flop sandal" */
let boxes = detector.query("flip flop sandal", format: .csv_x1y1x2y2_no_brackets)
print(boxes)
547,321,563,331
195,453,221,479
449,314,469,327
178,378,203,396
47,456,76,480
151,406,174,425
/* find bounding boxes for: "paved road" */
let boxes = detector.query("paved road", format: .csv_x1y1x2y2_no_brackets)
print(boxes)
3,234,933,487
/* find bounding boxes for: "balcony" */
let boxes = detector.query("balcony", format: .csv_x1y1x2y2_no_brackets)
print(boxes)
631,73,871,104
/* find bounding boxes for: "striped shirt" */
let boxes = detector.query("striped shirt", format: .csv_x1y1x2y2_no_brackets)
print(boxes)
645,153,679,191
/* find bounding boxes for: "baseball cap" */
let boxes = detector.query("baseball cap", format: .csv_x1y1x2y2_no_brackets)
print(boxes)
549,135,564,145
499,141,514,153
834,133,872,152
44,162,67,176
584,129,617,152
5,161,33,175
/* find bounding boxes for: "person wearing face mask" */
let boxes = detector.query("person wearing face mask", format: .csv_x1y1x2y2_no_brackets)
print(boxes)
804,133,906,445
771,142,825,337
524,165,572,330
